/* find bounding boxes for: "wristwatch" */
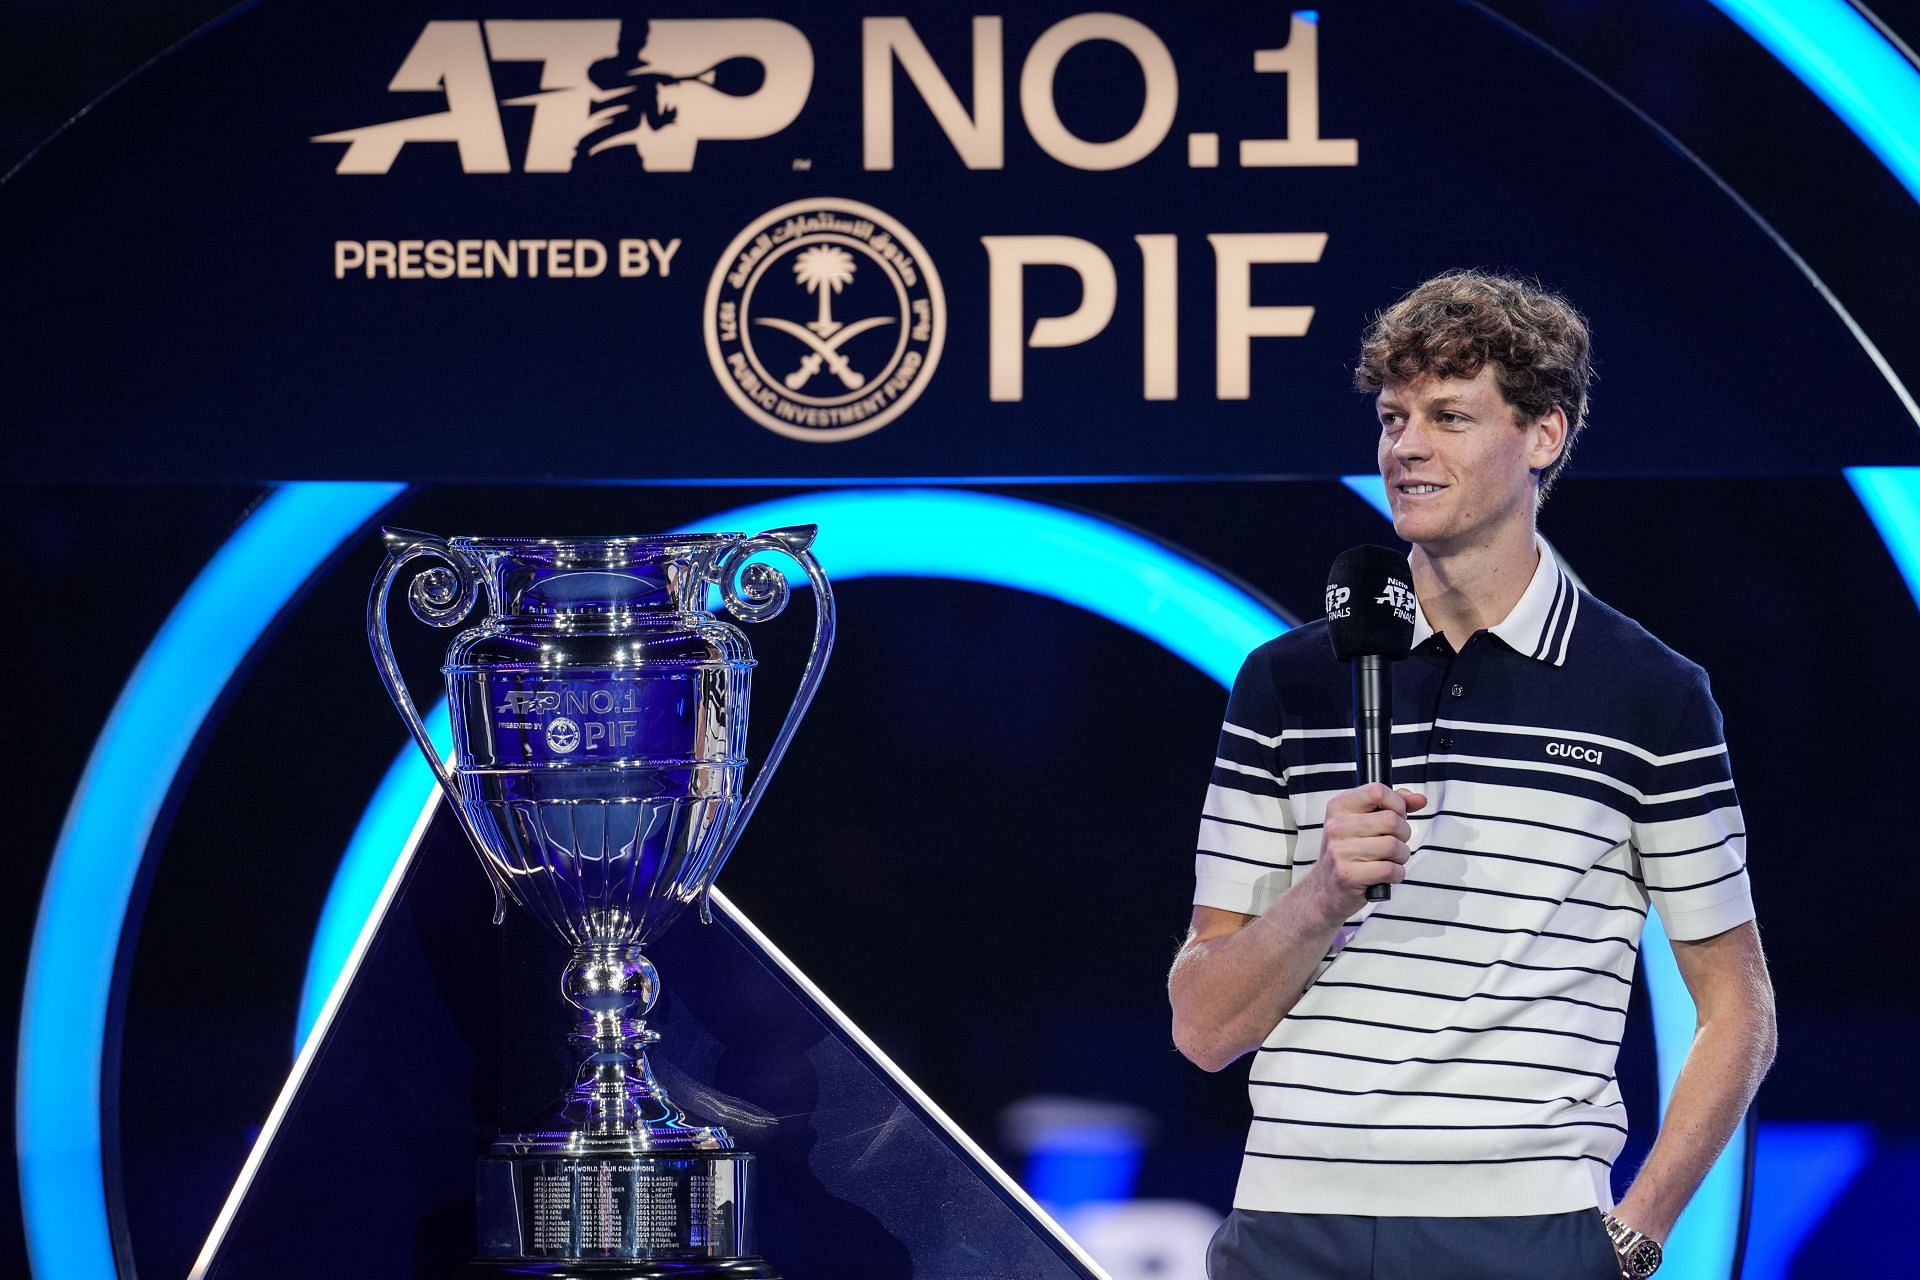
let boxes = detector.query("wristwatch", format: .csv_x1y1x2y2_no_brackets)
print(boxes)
1601,1212,1663,1277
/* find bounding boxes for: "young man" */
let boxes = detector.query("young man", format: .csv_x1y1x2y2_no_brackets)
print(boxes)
1168,272,1775,1280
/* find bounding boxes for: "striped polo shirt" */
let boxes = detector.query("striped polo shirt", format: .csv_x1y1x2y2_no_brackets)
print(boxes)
1193,541,1754,1218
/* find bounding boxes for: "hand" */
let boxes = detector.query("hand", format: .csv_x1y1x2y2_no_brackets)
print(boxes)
1310,783,1427,922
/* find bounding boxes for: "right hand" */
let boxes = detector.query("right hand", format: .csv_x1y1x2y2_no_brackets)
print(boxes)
1311,783,1427,920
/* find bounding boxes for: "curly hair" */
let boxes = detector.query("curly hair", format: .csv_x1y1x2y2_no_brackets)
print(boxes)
1354,271,1593,502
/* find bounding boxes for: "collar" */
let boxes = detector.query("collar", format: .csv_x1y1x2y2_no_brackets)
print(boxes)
1407,534,1581,666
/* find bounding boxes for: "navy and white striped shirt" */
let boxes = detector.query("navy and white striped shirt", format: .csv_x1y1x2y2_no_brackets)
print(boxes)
1194,542,1753,1217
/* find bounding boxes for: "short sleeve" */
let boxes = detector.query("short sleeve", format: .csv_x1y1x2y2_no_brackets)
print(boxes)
1194,646,1296,917
1631,667,1755,941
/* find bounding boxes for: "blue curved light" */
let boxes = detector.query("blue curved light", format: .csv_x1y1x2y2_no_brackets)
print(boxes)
18,482,402,1280
1711,1,1920,205
697,488,1285,687
295,488,1291,1054
1340,474,1393,522
1744,1122,1875,1280
1848,466,1920,608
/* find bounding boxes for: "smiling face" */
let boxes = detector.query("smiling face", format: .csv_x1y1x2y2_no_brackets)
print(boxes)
1376,366,1568,559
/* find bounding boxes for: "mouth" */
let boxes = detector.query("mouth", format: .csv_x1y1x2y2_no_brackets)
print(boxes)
1395,482,1448,499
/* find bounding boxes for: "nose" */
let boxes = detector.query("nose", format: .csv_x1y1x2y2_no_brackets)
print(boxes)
1390,416,1434,461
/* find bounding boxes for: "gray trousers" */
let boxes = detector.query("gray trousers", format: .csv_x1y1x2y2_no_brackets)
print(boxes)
1207,1208,1624,1280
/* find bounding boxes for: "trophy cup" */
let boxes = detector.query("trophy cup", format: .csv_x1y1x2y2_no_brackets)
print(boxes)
369,526,834,1277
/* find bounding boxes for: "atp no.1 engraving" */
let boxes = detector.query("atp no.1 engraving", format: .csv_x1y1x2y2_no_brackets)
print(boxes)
483,678,688,761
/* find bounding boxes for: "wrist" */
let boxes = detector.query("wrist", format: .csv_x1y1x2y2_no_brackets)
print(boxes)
1601,1211,1663,1277
1296,861,1360,931
1609,1195,1671,1245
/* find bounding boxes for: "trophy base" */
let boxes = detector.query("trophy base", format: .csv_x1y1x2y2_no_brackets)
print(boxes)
475,1150,771,1276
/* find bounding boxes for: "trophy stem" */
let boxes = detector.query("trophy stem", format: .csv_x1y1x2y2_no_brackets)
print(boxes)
551,943,730,1152
473,943,768,1271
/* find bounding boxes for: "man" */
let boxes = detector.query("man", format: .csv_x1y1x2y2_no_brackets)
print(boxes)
1168,271,1776,1280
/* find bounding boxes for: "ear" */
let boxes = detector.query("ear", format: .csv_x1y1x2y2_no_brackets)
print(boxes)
1528,404,1569,473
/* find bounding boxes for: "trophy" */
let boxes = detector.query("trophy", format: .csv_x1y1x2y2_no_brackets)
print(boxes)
369,526,834,1277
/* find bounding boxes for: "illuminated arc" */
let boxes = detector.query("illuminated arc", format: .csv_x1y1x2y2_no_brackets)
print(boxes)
1707,0,1920,206
1847,467,1920,609
16,483,404,1280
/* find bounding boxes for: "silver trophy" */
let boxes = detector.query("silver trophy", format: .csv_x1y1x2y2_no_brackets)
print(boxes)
369,526,834,1277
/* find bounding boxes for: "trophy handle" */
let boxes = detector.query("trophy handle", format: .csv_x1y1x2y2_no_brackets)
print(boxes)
367,527,515,923
701,524,837,922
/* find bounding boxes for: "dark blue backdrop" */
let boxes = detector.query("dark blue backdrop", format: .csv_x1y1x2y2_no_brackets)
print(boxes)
7,3,1920,1279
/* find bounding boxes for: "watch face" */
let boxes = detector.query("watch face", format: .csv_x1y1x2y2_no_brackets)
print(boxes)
1627,1239,1662,1277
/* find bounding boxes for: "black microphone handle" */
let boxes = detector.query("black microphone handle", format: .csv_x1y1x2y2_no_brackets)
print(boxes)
1352,655,1395,902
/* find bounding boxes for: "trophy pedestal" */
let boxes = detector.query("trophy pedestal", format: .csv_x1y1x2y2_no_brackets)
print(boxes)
475,1151,775,1277
466,1265,775,1279
188,814,1100,1280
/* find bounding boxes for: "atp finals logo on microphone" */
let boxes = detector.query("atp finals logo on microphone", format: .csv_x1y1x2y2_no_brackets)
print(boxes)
704,198,946,442
1375,578,1416,625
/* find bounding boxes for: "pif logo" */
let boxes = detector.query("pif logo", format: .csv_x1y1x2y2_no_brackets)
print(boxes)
545,717,582,754
705,198,946,442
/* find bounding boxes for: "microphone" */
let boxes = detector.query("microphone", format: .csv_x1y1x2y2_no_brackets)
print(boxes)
1325,546,1418,901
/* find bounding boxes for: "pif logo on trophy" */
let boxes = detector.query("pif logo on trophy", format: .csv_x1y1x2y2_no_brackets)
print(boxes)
705,197,945,442
544,717,582,754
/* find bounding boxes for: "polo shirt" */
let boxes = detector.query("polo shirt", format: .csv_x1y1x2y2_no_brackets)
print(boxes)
1192,540,1754,1218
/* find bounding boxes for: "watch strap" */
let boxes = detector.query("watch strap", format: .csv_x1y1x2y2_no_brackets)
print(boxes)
1600,1212,1662,1278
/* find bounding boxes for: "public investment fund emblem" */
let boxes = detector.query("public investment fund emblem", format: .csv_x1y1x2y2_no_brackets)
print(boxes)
545,717,581,755
705,197,946,442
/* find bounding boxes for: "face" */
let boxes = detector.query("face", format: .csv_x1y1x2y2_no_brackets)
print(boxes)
1375,366,1567,558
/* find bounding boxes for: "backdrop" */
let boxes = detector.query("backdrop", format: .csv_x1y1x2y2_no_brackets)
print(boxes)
7,3,1920,1278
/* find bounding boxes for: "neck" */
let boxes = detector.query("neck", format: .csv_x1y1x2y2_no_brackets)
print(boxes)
1410,519,1540,649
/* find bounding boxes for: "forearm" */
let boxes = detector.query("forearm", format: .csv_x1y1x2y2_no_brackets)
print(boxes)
1169,886,1345,1072
1614,1002,1777,1239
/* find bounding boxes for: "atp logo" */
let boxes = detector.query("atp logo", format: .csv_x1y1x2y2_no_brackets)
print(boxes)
312,19,812,174
496,689,561,715
705,198,946,442
1324,585,1351,619
1375,578,1417,624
